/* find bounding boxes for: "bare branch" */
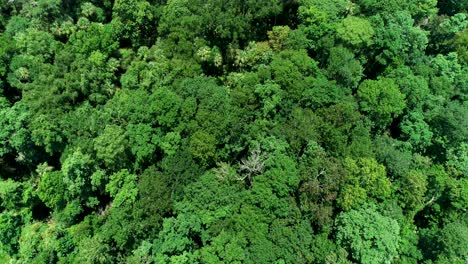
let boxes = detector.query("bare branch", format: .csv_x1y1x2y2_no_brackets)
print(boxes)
239,148,266,185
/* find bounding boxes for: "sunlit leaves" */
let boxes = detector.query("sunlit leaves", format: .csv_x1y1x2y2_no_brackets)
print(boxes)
335,205,400,264
357,78,406,129
106,169,138,208
93,125,128,169
336,16,374,48
338,158,391,210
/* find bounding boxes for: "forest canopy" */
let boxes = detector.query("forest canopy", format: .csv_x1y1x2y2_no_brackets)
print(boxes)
0,0,467,263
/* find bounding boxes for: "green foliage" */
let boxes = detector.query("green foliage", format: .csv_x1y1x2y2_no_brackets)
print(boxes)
269,49,320,102
335,204,401,264
298,142,346,227
446,143,468,177
127,123,156,168
400,111,433,151
61,150,97,203
371,12,428,65
420,219,468,263
357,78,406,129
358,0,437,20
112,0,158,47
17,221,59,263
0,211,22,255
94,125,128,169
297,0,350,49
326,46,363,88
106,169,138,208
0,179,23,210
454,29,468,65
301,76,349,109
336,16,375,48
189,131,217,166
436,220,468,262
396,169,428,214
72,235,114,264
385,66,430,109
158,0,282,56
38,170,67,210
338,158,392,210
0,1,465,263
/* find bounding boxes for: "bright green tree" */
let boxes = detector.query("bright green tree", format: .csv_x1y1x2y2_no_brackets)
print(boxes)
357,78,406,129
335,204,401,264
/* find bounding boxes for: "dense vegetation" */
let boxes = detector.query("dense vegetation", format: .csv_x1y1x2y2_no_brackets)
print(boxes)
0,0,467,263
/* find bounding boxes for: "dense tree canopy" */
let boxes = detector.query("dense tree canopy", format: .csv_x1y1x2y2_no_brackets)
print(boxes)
0,0,466,263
